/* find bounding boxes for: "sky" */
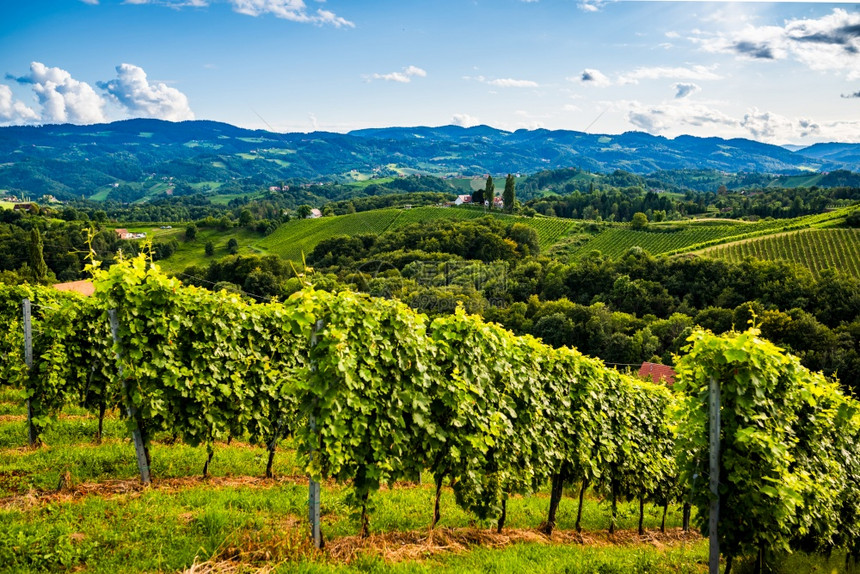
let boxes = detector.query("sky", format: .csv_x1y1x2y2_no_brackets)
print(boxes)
0,0,859,145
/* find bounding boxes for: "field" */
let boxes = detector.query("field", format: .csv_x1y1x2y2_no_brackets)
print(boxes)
702,228,860,278
259,210,403,261
258,207,577,261
0,388,712,574
567,208,857,260
0,200,14,209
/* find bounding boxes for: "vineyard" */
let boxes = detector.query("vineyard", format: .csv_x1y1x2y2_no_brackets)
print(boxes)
701,228,860,279
568,207,857,260
260,207,576,260
1,257,859,572
258,210,402,261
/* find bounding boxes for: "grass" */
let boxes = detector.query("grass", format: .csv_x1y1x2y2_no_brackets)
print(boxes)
257,207,576,262
0,201,15,210
2,391,858,573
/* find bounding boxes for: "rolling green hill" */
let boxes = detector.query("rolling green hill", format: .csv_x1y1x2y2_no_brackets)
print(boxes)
701,228,860,279
257,207,577,261
566,208,856,260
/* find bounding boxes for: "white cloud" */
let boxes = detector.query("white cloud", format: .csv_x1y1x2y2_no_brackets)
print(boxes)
465,75,539,88
486,78,539,88
578,0,608,12
741,108,820,141
0,84,40,125
80,0,99,4
229,0,353,27
618,64,722,84
575,68,611,87
14,62,105,124
123,0,208,7
673,82,701,99
692,8,860,79
98,63,194,121
618,98,836,143
367,65,426,83
451,113,479,127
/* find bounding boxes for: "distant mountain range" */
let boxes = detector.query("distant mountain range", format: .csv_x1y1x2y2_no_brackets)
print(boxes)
0,119,858,201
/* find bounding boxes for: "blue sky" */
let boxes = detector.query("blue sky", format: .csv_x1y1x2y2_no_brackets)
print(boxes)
0,0,858,144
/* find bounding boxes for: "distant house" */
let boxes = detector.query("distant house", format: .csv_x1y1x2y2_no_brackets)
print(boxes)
493,196,504,208
454,195,472,206
638,362,676,385
308,208,322,219
13,203,38,213
114,228,147,240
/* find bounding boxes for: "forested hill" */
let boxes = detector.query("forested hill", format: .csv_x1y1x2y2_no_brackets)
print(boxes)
0,119,852,200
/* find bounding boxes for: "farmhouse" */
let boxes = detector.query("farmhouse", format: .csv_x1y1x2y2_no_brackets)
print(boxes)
114,229,147,240
454,195,472,205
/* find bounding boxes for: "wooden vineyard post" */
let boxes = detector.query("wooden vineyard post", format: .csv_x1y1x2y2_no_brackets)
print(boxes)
709,375,721,574
308,318,325,549
109,309,151,485
22,299,37,447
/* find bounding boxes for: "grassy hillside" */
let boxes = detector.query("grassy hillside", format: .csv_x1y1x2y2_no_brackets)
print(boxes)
702,228,860,278
566,208,856,260
258,207,577,261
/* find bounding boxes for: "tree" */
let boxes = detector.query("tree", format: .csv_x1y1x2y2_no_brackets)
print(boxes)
227,238,239,255
631,212,648,230
297,204,313,219
239,209,253,227
185,224,198,241
485,176,495,210
503,174,516,213
205,241,215,256
29,228,48,284
472,187,484,206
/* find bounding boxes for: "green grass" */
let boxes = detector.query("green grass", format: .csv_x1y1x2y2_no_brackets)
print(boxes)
257,206,577,263
259,210,403,261
0,201,14,210
703,228,860,278
156,227,268,273
2,392,858,573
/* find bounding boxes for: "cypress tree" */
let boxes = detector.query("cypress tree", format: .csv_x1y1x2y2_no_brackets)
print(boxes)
29,227,48,284
485,175,495,210
503,174,516,213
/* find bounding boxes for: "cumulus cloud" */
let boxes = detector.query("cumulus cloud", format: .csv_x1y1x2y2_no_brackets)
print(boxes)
576,68,611,87
692,8,860,79
619,98,828,143
618,65,722,84
673,82,701,99
578,0,608,12
367,65,426,83
229,0,353,27
123,0,352,26
0,84,40,125
98,63,194,121
13,62,105,124
80,0,99,4
451,113,479,127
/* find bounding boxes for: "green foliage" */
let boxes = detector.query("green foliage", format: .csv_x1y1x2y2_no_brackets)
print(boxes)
674,327,860,561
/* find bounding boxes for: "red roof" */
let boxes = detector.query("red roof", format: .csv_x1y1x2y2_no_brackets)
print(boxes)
638,362,676,385
53,280,95,297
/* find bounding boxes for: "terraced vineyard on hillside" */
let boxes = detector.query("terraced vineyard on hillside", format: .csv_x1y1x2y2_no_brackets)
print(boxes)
703,228,860,278
259,207,576,260
567,208,857,260
258,209,401,261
